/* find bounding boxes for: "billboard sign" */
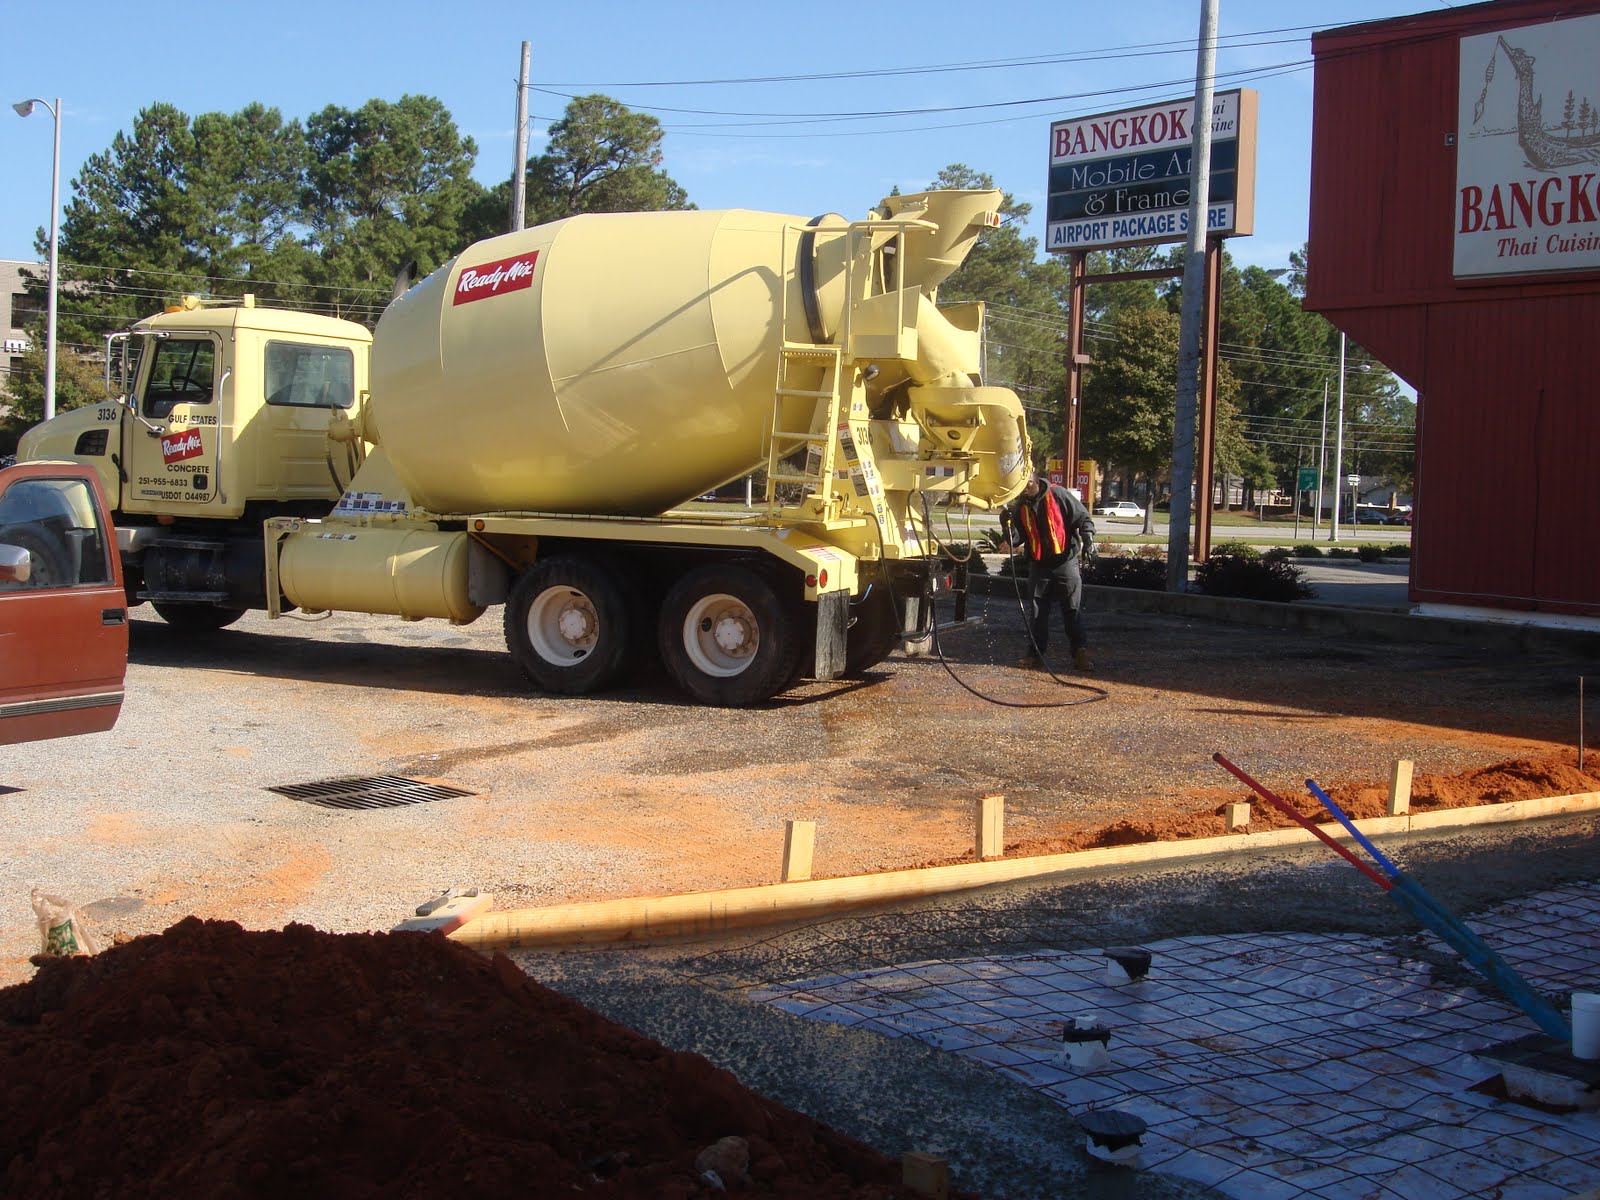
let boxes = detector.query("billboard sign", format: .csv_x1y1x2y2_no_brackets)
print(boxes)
1046,89,1258,253
1456,14,1600,279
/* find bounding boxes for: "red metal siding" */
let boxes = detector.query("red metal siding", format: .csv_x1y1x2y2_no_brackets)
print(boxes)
1306,0,1600,617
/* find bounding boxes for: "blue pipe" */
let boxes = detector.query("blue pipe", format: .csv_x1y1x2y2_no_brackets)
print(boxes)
1304,778,1571,1042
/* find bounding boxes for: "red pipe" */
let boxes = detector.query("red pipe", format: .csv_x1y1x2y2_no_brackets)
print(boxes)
1212,753,1393,891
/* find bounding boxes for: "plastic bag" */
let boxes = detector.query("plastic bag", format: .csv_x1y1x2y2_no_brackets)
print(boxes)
31,888,100,957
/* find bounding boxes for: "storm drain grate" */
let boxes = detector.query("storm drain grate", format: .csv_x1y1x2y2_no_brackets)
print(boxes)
267,775,476,811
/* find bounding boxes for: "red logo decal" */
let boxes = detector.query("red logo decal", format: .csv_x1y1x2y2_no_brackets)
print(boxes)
160,429,204,464
453,250,539,305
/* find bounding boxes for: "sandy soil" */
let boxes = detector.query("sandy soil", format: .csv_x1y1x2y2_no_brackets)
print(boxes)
3,595,1594,981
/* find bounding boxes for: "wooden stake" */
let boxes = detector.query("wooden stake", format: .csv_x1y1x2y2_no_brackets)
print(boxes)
901,1151,949,1200
1388,760,1414,816
1224,802,1250,831
976,794,1004,860
781,820,816,883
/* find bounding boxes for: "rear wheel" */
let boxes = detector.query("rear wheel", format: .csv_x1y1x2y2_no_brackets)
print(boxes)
152,602,247,631
505,556,630,695
659,565,799,706
843,587,902,677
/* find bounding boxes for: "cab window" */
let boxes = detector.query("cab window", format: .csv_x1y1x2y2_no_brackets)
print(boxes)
265,341,355,409
0,476,112,591
142,338,216,418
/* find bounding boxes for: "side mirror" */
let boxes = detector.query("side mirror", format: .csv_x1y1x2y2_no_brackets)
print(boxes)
0,543,32,585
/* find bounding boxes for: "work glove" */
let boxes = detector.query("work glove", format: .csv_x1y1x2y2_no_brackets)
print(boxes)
1080,539,1098,567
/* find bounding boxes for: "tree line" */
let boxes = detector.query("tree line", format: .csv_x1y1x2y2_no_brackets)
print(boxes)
4,92,1413,504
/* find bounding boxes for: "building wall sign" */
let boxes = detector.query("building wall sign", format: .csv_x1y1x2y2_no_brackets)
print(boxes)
1456,14,1600,278
1046,89,1258,253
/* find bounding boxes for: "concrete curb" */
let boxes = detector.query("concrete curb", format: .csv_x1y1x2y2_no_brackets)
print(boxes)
964,572,1600,656
451,791,1600,952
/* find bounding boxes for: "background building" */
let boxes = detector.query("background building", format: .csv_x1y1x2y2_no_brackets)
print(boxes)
1308,0,1600,623
2,260,39,395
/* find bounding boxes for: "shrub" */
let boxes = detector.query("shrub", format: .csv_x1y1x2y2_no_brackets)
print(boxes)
1384,543,1412,559
1193,547,1313,603
1262,547,1292,563
1292,543,1326,558
1210,539,1260,559
1327,547,1360,559
1085,553,1167,590
1356,543,1386,563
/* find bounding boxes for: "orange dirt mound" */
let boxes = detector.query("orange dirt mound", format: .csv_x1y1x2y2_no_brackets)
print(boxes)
0,919,961,1200
988,750,1600,862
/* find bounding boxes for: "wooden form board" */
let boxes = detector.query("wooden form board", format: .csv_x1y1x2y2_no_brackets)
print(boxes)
450,791,1600,953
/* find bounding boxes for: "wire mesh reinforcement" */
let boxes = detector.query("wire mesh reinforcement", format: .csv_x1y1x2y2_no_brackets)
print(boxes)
266,775,476,811
678,883,1600,1199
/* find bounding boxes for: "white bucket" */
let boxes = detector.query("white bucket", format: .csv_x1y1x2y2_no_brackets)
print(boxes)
1573,992,1600,1060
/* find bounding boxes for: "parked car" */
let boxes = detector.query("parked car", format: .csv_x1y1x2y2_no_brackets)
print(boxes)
1094,500,1145,519
0,461,127,745
1351,506,1400,525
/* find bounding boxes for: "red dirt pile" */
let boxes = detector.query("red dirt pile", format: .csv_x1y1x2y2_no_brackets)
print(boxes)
0,918,957,1200
988,750,1600,859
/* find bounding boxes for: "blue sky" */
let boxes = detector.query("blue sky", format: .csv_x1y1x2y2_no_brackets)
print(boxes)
2,0,1452,271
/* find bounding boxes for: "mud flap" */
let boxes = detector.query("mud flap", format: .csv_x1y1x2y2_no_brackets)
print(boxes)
812,590,849,680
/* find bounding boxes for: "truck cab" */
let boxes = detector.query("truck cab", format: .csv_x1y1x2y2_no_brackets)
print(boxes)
0,461,127,745
18,295,372,629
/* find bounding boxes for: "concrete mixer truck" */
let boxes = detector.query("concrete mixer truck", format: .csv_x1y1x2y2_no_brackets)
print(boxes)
18,189,1031,706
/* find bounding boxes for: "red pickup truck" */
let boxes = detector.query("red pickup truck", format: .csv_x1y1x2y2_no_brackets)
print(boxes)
0,461,127,745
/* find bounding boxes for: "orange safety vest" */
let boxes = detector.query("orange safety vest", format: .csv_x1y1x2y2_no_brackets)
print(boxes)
1017,489,1071,561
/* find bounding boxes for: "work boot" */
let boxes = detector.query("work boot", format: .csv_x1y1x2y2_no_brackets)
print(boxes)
1013,654,1043,669
1072,647,1095,673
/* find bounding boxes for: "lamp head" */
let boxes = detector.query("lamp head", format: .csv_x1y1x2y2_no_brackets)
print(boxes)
12,100,37,118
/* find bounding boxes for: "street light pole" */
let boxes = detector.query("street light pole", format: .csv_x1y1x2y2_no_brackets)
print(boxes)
1315,379,1328,535
12,96,60,423
1328,330,1347,542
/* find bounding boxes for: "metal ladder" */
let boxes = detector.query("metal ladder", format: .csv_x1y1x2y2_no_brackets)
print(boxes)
763,343,845,519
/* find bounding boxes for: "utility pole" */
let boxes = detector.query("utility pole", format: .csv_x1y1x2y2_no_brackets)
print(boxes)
510,41,531,232
1329,330,1347,542
1166,0,1219,592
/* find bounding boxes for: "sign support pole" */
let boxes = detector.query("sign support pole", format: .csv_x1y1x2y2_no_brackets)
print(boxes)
1064,251,1088,482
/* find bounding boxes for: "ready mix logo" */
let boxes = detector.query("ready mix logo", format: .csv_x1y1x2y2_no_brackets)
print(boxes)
453,250,539,305
160,429,204,464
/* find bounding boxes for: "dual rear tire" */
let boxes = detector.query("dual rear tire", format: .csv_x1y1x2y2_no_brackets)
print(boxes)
504,557,800,706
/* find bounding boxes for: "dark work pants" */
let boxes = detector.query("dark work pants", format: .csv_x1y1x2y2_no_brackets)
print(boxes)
1025,556,1086,657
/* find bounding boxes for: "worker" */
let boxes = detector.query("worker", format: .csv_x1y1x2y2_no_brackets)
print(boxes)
997,474,1097,671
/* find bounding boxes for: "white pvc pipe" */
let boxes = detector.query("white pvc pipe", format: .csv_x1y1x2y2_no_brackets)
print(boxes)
1573,992,1600,1059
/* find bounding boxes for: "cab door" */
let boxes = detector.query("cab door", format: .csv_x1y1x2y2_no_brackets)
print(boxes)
0,463,128,745
120,334,224,515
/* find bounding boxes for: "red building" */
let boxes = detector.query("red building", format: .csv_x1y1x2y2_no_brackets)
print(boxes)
1307,0,1600,621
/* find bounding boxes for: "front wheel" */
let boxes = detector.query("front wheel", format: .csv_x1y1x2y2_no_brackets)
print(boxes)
659,565,799,707
152,602,247,632
505,556,631,695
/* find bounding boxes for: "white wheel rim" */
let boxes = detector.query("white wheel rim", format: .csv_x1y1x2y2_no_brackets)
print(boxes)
681,592,758,678
527,585,599,665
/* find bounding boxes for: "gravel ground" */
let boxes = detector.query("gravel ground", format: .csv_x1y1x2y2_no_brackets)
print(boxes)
5,591,1595,1198
4,591,1589,983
